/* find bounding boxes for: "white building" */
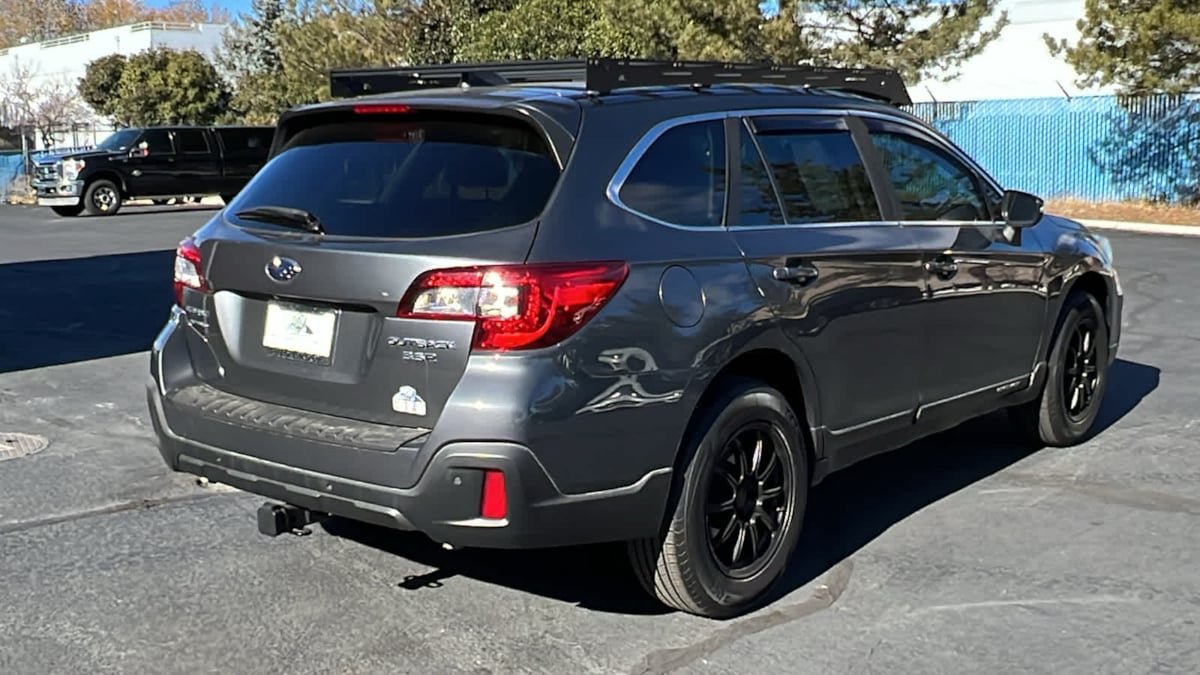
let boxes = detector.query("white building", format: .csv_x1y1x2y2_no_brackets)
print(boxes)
909,0,1115,102
0,21,228,148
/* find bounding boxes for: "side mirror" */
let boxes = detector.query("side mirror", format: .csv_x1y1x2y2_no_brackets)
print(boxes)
1001,190,1044,228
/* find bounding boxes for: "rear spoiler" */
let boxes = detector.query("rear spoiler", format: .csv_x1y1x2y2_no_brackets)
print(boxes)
329,57,912,106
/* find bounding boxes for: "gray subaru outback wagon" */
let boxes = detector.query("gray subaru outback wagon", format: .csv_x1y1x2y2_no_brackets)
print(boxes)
147,58,1122,618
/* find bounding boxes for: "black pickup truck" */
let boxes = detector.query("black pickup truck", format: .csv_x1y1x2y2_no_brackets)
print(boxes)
33,125,273,217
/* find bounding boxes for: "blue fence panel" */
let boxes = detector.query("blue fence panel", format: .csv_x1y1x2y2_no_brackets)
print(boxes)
906,95,1200,204
0,152,25,203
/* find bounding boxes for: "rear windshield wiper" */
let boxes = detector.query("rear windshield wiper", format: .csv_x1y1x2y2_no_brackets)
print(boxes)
234,205,326,235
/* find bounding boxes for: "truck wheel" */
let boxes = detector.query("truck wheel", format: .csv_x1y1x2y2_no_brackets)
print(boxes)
51,204,83,217
627,377,808,618
84,179,122,216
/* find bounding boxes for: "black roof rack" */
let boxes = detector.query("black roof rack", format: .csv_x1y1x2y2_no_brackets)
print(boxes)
329,57,912,106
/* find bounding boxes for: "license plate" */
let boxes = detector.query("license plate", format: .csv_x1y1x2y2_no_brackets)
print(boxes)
262,301,337,359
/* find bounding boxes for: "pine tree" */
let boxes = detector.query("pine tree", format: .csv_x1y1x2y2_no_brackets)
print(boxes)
1046,0,1200,96
216,0,287,123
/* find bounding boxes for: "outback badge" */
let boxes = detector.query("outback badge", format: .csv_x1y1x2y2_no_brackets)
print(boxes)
392,385,427,416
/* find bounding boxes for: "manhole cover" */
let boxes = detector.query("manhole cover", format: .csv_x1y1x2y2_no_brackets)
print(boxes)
0,432,49,461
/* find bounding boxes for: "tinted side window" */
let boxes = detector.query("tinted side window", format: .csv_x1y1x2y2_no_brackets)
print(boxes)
142,130,174,155
176,130,210,154
870,131,989,221
619,120,726,228
750,118,880,224
217,128,272,156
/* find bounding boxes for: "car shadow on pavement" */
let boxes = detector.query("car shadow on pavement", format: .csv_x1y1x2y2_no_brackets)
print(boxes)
772,357,1161,603
99,205,222,217
324,358,1160,617
0,249,175,373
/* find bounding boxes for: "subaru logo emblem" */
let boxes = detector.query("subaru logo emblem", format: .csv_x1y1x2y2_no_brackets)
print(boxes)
266,256,301,282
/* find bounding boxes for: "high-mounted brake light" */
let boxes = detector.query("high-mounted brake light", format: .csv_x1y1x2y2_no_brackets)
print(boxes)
353,104,412,115
397,262,629,351
173,236,208,306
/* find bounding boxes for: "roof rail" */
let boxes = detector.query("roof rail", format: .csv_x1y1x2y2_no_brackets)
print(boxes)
329,57,912,106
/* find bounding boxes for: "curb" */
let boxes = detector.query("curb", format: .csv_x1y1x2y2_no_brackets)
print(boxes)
1076,219,1200,237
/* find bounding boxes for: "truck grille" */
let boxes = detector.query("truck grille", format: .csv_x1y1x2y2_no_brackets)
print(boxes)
34,164,59,181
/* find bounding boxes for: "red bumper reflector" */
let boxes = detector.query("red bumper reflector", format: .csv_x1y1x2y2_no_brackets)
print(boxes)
481,470,507,520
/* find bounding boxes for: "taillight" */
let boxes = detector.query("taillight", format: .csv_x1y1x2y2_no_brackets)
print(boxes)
480,470,507,520
397,262,629,351
174,236,207,306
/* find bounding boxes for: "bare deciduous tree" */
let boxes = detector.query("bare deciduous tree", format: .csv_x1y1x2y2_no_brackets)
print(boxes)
0,56,92,149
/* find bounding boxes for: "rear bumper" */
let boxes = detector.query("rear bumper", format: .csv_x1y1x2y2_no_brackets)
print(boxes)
147,302,672,550
147,382,670,548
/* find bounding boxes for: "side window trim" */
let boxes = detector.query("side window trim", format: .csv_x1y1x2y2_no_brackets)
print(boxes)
733,117,787,227
845,115,902,222
721,116,740,229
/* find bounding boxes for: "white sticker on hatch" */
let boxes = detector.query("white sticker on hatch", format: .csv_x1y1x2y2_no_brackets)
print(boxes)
392,385,427,416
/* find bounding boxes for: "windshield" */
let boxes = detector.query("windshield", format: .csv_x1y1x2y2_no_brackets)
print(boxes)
225,114,560,238
95,129,142,152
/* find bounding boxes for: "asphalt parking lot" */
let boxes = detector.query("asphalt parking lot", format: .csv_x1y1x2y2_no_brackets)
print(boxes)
1,203,1197,674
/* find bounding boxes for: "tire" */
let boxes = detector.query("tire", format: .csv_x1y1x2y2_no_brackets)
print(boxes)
628,377,808,619
1009,290,1110,447
83,179,122,216
220,194,237,205
51,204,83,217
152,199,169,205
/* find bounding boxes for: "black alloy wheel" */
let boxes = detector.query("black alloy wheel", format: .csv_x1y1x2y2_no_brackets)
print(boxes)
1062,314,1101,422
705,422,793,579
628,377,808,619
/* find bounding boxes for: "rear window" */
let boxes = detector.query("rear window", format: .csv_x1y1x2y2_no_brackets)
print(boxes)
225,114,560,238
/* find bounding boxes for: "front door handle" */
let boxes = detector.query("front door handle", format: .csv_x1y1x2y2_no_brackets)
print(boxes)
924,258,959,278
772,262,819,284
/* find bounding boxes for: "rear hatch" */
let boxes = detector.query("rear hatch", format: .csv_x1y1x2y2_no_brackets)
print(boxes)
171,105,573,484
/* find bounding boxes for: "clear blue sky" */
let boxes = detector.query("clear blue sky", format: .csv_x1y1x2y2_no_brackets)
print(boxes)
146,0,252,18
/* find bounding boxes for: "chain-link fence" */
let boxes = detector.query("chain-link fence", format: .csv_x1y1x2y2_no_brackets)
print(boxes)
907,94,1200,205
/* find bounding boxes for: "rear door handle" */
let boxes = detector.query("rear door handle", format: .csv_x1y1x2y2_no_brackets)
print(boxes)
772,262,819,284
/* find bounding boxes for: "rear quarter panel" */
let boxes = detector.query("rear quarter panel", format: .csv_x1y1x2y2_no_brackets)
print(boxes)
517,104,818,494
